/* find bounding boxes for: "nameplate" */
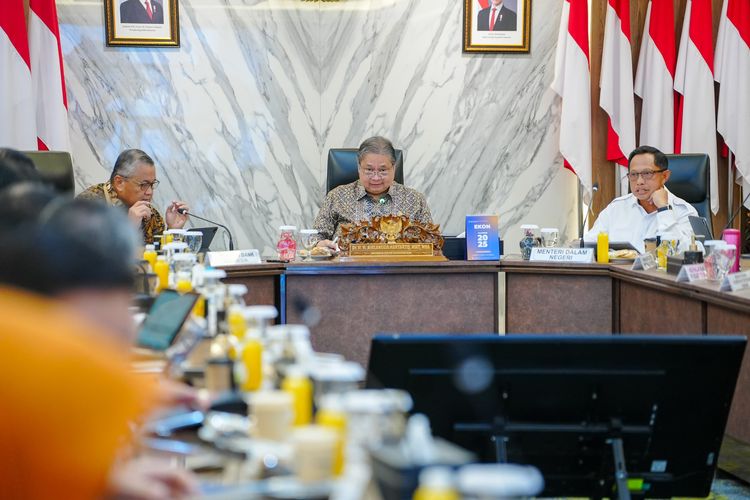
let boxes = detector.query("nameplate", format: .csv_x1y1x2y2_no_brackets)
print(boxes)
349,242,434,257
529,247,594,263
632,253,657,271
466,215,500,260
719,270,750,292
676,263,708,283
207,249,261,267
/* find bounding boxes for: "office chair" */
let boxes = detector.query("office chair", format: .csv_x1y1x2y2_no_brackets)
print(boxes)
23,150,75,196
664,153,711,234
326,148,404,193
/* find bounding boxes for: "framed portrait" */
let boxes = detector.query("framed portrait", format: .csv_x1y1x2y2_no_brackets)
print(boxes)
463,0,531,53
104,0,180,47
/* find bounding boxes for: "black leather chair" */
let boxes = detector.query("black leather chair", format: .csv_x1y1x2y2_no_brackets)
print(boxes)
664,153,711,232
326,148,404,193
23,150,75,196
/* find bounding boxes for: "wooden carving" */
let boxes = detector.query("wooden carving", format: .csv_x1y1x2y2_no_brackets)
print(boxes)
339,214,444,255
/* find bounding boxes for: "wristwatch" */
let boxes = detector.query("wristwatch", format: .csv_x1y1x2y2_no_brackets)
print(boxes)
656,205,672,213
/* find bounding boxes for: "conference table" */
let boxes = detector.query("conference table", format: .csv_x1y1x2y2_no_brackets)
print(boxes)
218,256,750,447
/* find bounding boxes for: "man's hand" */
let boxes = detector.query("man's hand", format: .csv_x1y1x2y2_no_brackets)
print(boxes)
107,457,198,499
128,201,152,226
651,188,669,209
165,201,189,229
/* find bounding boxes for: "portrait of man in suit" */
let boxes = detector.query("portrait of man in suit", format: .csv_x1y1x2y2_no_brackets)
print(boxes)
120,0,164,24
477,0,517,31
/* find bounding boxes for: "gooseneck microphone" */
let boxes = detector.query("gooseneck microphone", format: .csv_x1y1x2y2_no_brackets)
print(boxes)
723,190,750,232
579,183,599,248
177,208,235,251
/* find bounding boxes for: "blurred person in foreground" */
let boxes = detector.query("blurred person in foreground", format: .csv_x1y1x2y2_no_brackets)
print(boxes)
78,148,190,244
0,147,41,190
0,190,198,499
314,136,433,250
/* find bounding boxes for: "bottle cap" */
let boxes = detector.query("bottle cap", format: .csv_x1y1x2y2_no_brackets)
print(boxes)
145,244,155,251
300,229,319,235
457,464,544,497
228,284,248,296
156,255,166,262
279,225,298,231
243,305,278,320
418,466,455,490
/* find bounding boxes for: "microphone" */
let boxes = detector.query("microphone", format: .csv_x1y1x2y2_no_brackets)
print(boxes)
723,190,750,232
579,183,599,248
177,208,235,251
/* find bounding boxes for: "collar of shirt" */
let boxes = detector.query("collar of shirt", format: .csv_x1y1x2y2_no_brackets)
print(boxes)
355,181,402,203
103,182,125,208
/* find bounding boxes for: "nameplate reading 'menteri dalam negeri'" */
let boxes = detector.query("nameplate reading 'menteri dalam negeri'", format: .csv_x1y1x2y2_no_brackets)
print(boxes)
530,248,594,263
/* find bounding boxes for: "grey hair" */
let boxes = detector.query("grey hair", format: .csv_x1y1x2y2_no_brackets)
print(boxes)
110,149,155,182
357,136,397,166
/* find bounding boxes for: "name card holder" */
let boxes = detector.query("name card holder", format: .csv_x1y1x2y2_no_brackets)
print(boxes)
676,263,708,283
632,253,657,271
207,249,262,267
720,270,750,292
529,247,594,263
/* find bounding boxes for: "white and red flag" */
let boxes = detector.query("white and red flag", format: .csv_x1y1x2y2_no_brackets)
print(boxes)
552,0,592,201
715,0,750,209
599,0,635,192
0,0,37,149
29,0,70,151
634,0,676,154
674,0,719,214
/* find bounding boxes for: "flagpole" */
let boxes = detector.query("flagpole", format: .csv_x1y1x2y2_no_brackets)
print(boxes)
728,150,734,222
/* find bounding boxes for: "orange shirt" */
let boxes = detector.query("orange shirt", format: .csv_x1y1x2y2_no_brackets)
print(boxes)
0,287,155,499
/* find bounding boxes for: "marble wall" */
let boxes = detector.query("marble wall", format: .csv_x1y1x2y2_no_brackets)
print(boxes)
59,0,578,254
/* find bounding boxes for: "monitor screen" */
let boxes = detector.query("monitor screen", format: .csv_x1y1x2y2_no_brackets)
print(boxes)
366,334,745,498
137,290,199,351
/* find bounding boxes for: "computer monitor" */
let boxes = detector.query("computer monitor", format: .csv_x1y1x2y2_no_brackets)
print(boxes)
366,334,745,499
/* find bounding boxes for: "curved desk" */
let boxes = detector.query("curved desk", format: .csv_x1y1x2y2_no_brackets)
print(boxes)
219,257,750,444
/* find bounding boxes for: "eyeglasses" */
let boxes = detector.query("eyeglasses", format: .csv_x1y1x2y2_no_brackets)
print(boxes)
627,169,666,181
360,168,393,178
126,178,160,191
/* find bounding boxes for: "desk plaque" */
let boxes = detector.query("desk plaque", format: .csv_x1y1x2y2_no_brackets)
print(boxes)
339,214,446,261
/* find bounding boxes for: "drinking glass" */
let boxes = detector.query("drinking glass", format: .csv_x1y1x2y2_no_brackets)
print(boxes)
185,231,203,254
541,228,559,248
300,229,319,261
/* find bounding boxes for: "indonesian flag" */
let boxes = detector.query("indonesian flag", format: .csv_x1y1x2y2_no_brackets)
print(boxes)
0,0,37,149
29,0,70,151
599,0,635,182
674,0,719,214
715,0,750,209
634,0,676,154
552,0,592,202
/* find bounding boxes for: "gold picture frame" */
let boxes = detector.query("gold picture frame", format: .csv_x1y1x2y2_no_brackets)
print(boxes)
104,0,180,47
463,0,531,53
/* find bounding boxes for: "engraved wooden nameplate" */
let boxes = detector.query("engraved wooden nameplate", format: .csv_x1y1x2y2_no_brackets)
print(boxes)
339,214,446,262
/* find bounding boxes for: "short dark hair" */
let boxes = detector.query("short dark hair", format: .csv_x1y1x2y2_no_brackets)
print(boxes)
0,148,41,191
0,182,58,231
357,136,397,166
628,145,668,170
110,149,155,182
0,198,138,295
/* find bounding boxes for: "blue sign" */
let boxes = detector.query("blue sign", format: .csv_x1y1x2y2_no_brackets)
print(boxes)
466,215,500,260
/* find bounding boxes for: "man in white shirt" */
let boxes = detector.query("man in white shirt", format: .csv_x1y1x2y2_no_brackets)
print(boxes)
584,145,697,253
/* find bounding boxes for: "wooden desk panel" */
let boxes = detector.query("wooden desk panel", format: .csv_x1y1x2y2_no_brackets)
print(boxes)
505,273,613,334
285,261,500,367
220,263,284,307
618,281,704,334
707,305,750,444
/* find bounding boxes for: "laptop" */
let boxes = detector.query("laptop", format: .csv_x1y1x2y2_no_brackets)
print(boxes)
689,216,714,241
191,226,219,252
137,289,199,351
